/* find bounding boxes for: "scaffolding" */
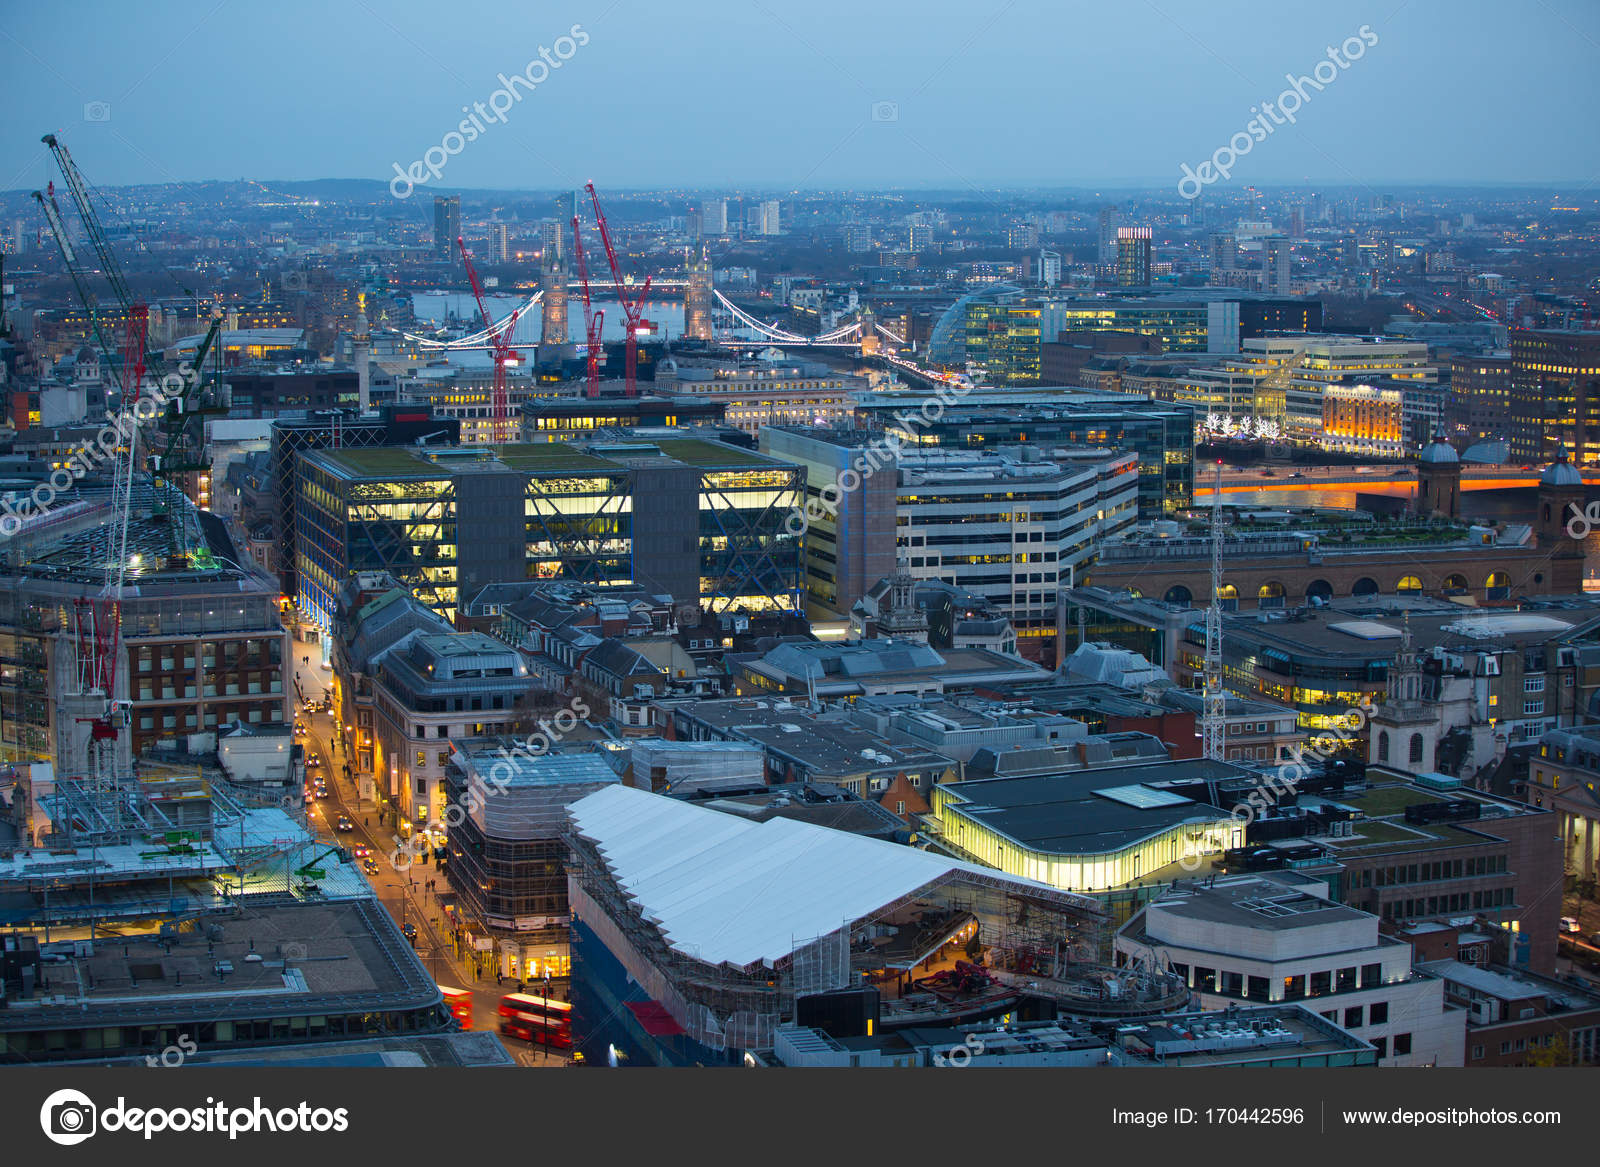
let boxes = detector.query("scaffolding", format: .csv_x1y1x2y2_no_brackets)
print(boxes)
565,826,1144,1054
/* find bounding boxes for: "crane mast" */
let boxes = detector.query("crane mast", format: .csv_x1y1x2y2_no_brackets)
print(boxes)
456,235,519,443
1203,460,1226,761
570,215,604,399
584,183,650,396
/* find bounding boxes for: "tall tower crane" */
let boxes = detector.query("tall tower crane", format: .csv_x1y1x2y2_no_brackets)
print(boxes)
569,215,604,399
73,303,150,783
457,235,520,443
1202,459,1226,761
38,134,224,562
584,183,651,396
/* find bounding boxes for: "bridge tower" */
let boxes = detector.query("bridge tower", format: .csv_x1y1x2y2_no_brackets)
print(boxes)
538,250,570,364
684,246,713,341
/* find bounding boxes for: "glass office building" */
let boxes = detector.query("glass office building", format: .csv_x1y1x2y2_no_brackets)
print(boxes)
296,438,803,626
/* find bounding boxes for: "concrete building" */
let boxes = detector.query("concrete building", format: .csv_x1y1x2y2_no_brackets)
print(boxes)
731,638,1050,701
1508,328,1600,465
895,446,1138,650
1415,959,1600,1065
1275,775,1568,974
1091,498,1586,615
368,630,534,829
1116,872,1464,1066
0,483,287,772
1524,728,1600,887
668,696,958,798
760,427,899,621
773,1003,1377,1068
851,388,1195,517
654,355,864,435
1170,596,1600,748
1449,350,1512,441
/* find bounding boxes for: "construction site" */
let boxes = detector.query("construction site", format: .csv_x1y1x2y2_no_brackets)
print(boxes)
563,785,1191,1067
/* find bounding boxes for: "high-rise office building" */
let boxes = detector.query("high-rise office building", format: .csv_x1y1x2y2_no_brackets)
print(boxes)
1509,329,1600,464
758,200,780,235
1210,232,1236,272
1116,227,1152,288
433,195,460,259
487,223,510,264
540,219,563,262
1098,205,1120,264
1288,205,1305,239
701,199,728,236
1038,249,1062,288
1262,236,1291,295
1007,222,1040,249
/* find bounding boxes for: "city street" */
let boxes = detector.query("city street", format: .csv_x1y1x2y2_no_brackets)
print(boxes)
288,633,562,1064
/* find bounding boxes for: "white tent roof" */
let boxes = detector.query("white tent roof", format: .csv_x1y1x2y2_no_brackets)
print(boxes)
567,784,1084,970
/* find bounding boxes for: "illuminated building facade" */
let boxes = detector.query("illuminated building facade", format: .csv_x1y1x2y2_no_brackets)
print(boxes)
654,356,862,434
1116,226,1153,288
295,438,803,627
1321,383,1404,458
1509,328,1600,465
964,302,1043,384
928,762,1243,893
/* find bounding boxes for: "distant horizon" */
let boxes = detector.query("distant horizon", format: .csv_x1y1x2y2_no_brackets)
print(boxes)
3,0,1595,194
8,175,1600,199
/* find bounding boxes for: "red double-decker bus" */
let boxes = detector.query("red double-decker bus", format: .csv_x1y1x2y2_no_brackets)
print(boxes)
497,992,572,1048
440,985,472,1031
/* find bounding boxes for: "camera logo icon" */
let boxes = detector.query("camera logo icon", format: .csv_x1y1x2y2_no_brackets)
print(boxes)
82,102,112,123
40,1088,97,1146
870,100,899,122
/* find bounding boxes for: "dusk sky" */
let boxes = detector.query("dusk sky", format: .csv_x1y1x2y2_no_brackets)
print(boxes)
3,0,1598,193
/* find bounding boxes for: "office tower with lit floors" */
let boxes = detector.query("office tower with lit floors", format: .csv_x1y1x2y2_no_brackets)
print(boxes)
434,195,460,259
1116,227,1152,287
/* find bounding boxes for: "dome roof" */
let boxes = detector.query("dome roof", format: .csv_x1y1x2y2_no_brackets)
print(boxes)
1419,435,1459,465
1541,459,1583,487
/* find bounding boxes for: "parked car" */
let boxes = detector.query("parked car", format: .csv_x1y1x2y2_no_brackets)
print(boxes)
1560,917,1581,934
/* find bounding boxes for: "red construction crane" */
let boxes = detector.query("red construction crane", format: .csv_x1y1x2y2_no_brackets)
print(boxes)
73,301,148,763
457,235,520,442
570,214,604,399
584,182,651,396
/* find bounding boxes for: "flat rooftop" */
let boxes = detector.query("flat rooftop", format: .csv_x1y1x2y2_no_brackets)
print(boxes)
305,435,784,479
939,759,1244,857
1297,781,1545,859
0,899,438,1032
1204,597,1600,662
1142,876,1370,933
